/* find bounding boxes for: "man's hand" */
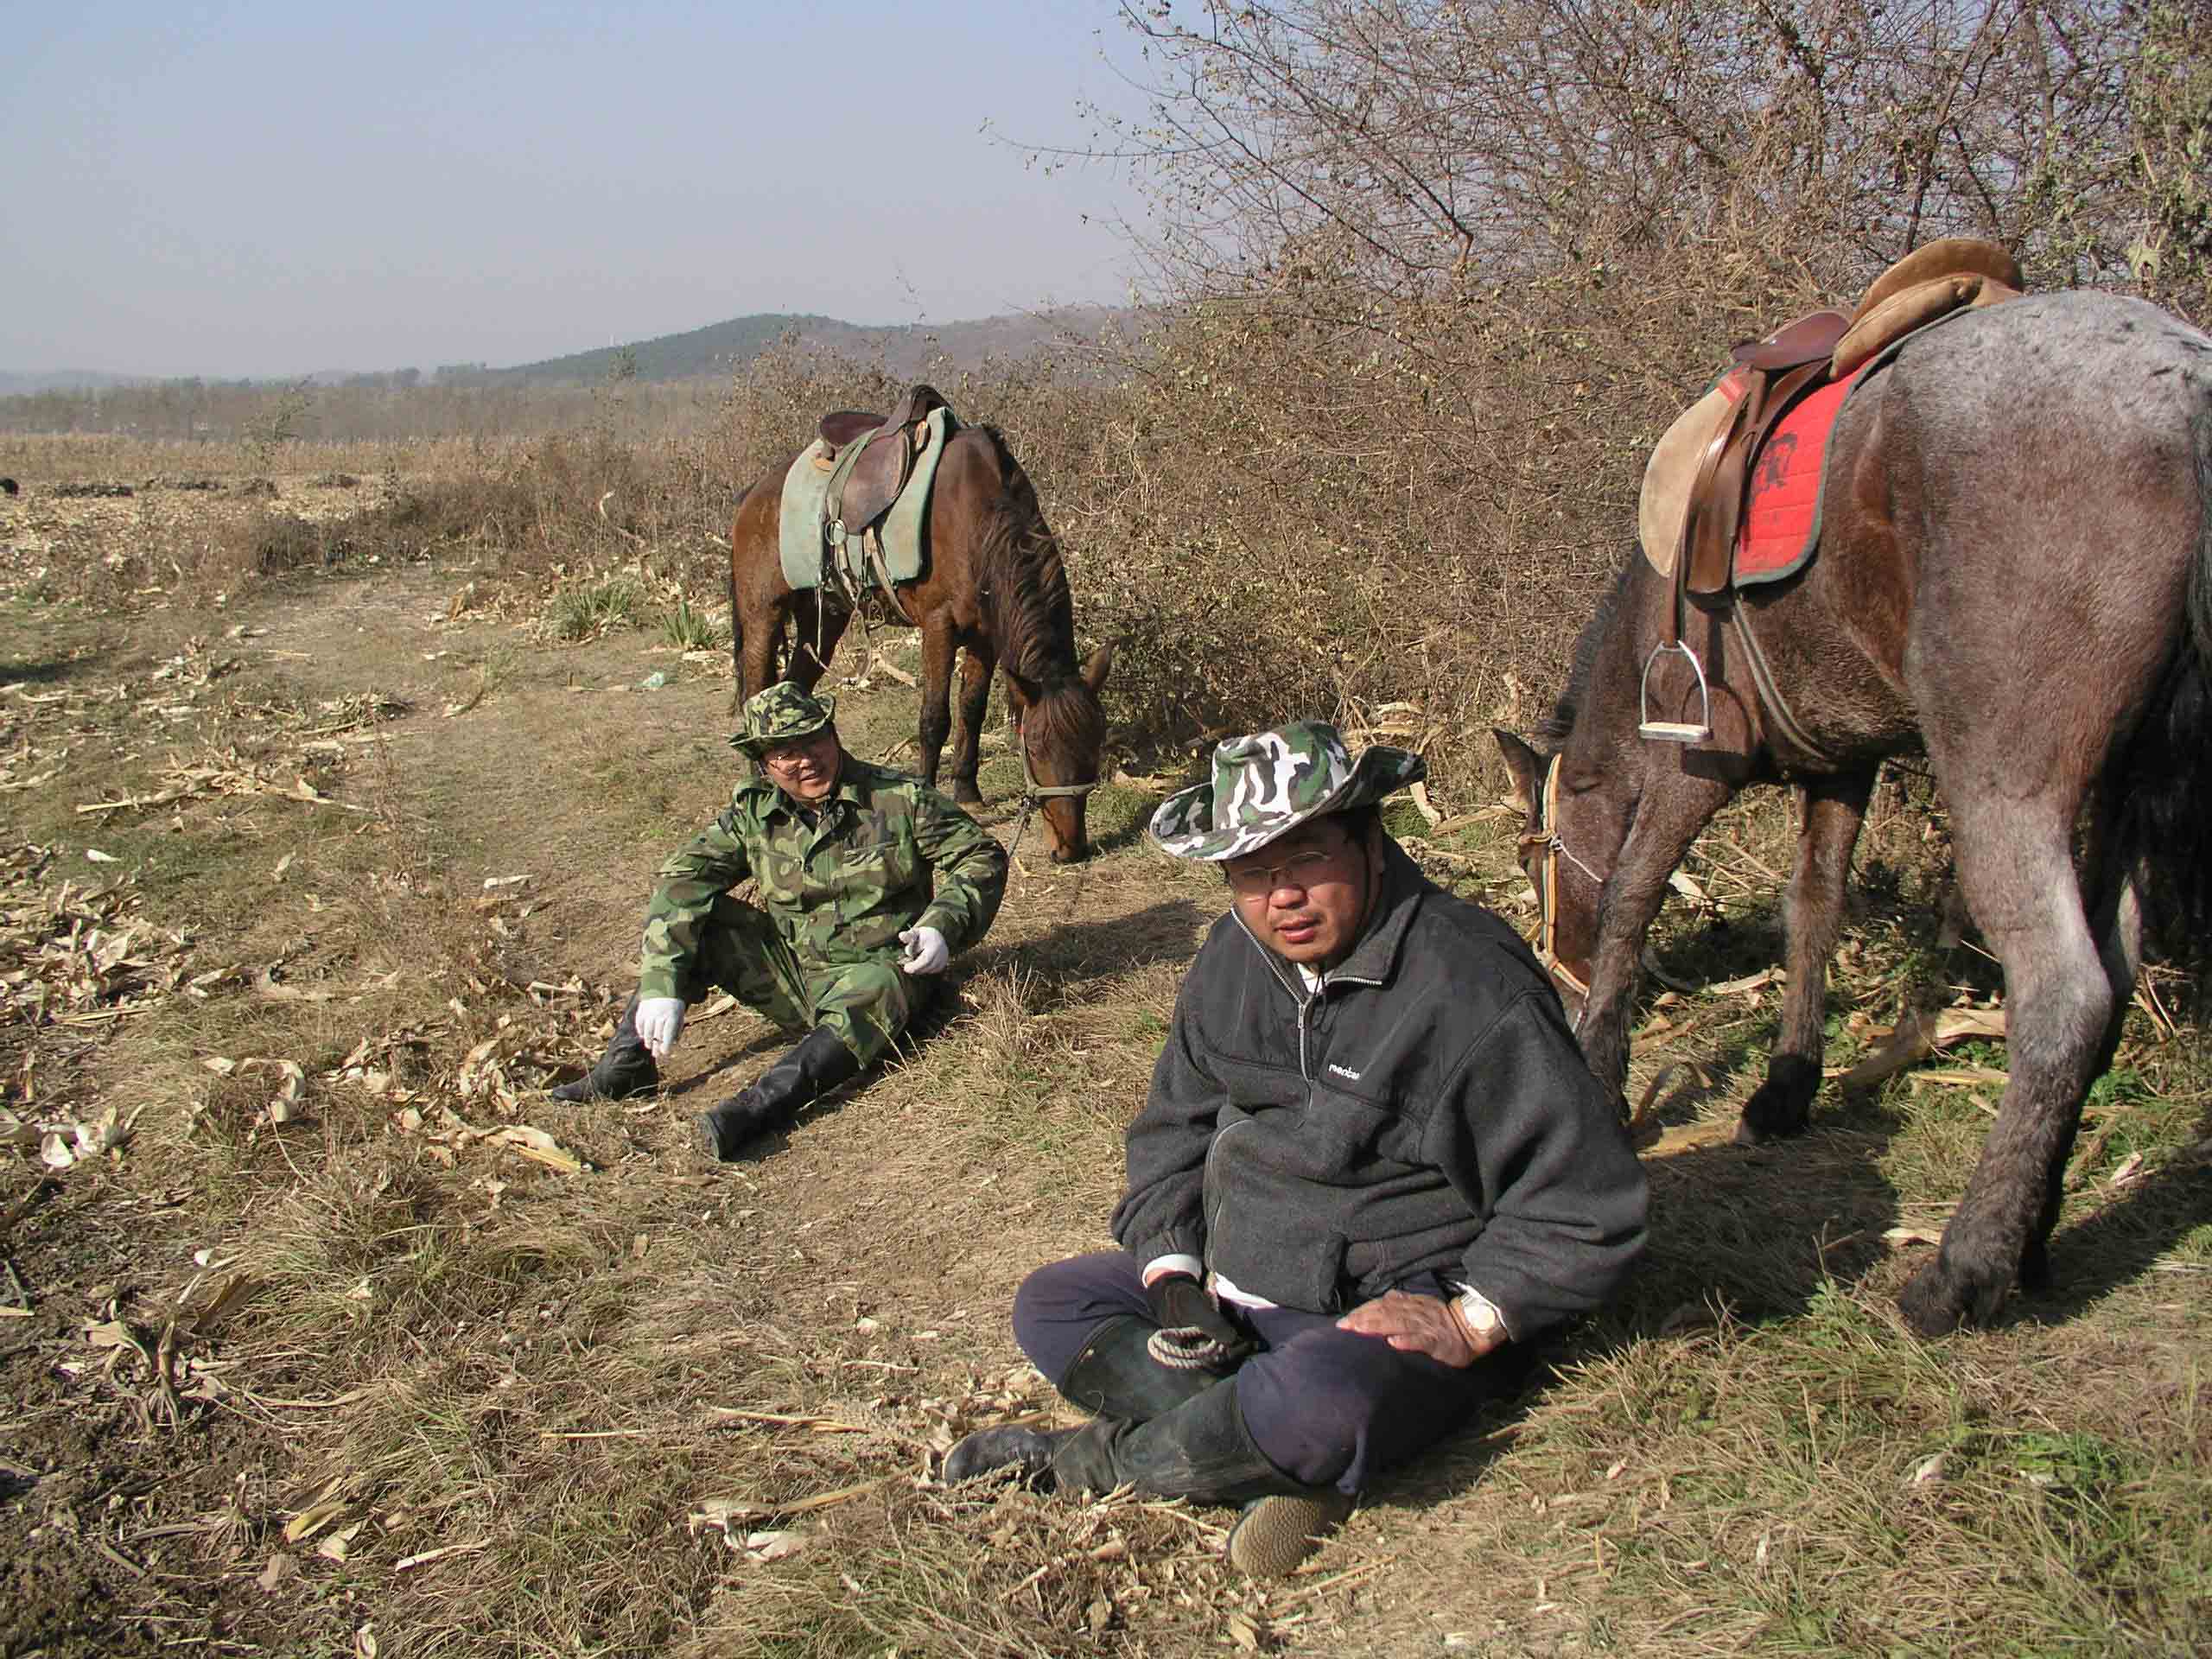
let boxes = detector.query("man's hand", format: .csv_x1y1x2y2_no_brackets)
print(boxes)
898,925,950,976
1337,1290,1503,1369
1145,1274,1254,1370
634,996,685,1058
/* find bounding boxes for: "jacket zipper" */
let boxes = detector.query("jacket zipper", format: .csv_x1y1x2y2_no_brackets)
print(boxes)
1232,910,1319,1082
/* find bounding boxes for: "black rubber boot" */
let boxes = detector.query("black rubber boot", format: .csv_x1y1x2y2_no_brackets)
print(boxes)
1058,1314,1222,1422
1045,1379,1301,1505
550,995,659,1103
1058,1384,1354,1576
942,1424,1071,1486
945,1359,1353,1575
693,1025,861,1160
947,1376,1300,1506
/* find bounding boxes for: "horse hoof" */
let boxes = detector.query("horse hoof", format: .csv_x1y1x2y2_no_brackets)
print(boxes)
1736,1062,1816,1145
1897,1265,1972,1338
952,784,983,805
1897,1255,2014,1338
1732,1103,1806,1146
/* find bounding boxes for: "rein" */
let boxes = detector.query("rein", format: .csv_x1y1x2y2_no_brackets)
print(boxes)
1516,753,1599,1007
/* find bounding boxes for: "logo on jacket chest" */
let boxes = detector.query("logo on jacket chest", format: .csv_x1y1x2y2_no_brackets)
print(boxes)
1326,1062,1363,1082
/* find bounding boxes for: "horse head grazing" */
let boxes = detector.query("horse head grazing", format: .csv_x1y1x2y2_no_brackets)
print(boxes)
1492,565,1645,1027
1503,287,2212,1338
1006,644,1114,862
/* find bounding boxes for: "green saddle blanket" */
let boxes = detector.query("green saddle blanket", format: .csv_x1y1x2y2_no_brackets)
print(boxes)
778,406,953,595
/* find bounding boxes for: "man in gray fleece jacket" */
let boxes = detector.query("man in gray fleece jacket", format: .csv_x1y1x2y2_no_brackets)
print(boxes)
946,721,1649,1576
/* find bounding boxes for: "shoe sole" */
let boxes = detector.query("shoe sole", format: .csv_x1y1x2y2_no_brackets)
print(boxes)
1225,1492,1354,1579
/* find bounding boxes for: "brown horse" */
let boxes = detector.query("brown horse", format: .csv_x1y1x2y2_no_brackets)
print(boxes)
728,421,1112,862
1497,289,2212,1336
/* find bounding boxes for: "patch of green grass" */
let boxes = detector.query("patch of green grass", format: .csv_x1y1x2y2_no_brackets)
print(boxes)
658,591,723,651
549,575,645,641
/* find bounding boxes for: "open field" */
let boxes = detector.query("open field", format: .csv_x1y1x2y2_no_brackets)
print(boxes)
2,456,2208,1657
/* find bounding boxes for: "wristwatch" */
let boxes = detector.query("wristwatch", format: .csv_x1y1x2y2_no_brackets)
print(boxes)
1455,1288,1505,1342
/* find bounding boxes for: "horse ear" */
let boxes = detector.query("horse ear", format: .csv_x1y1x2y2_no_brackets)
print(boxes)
1080,641,1115,696
1493,728,1543,818
1003,668,1042,709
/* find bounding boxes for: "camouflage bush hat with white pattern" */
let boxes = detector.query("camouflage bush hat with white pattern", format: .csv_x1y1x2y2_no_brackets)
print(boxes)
1148,720,1426,861
729,683,838,757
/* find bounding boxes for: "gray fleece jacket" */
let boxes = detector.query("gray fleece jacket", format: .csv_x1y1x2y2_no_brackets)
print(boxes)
1111,840,1648,1339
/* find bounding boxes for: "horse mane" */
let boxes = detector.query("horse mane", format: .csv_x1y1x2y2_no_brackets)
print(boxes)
1537,555,1639,749
970,425,1104,757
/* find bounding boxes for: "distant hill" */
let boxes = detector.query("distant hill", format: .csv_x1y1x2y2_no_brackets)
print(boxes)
0,305,1135,397
0,369,147,396
463,304,1130,388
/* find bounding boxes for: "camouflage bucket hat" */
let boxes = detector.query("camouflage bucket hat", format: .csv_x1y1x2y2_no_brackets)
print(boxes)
730,683,837,757
1148,720,1426,861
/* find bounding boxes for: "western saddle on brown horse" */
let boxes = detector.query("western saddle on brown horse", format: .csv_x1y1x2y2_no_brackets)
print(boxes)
1637,238,2024,743
814,383,951,556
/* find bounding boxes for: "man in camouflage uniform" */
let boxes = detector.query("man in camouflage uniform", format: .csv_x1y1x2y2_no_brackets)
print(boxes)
554,683,1008,1160
944,721,1647,1576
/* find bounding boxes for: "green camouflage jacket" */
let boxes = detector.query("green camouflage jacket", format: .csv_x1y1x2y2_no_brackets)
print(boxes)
638,757,1008,1001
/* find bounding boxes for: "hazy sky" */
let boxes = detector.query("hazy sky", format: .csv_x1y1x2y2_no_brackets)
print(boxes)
0,1,1154,378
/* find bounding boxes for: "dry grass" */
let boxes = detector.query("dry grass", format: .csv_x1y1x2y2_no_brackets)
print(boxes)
2,445,2206,1659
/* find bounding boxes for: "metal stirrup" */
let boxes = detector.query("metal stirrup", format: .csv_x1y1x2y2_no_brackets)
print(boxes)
1637,640,1713,743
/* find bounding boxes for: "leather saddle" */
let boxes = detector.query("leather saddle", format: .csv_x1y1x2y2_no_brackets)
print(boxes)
1645,238,2025,600
815,384,950,546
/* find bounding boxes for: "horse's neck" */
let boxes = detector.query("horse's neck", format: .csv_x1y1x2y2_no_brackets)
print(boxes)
1563,566,1674,822
990,538,1077,681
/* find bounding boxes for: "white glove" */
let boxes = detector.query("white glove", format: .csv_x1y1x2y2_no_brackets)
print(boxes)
633,996,685,1058
897,925,950,976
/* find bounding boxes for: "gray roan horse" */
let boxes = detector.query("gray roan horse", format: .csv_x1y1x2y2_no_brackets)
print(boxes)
1497,289,2212,1336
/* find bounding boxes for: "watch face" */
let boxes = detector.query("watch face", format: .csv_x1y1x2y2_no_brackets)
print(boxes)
1462,1294,1502,1334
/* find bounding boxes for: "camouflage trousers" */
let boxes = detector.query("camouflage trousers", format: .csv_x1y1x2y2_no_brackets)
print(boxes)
672,894,925,1070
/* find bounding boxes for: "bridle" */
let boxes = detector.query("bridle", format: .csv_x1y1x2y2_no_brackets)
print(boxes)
1003,716,1098,868
1516,753,1602,1008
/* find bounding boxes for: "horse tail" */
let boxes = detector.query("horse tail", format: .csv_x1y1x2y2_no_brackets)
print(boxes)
2120,375,2212,996
728,482,754,709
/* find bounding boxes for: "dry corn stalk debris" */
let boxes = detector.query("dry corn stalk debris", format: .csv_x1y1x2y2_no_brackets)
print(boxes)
78,745,371,818
1,845,222,1033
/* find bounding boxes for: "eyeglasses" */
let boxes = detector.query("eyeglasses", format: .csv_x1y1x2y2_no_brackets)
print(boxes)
762,735,834,772
1223,848,1339,897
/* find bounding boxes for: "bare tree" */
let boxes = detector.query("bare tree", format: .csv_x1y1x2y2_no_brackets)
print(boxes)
1103,0,2204,319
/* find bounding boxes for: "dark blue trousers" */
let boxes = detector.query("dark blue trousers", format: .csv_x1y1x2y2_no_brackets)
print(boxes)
1012,1251,1519,1497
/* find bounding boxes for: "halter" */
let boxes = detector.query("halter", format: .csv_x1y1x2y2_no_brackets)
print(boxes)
1516,753,1600,1007
1002,718,1099,868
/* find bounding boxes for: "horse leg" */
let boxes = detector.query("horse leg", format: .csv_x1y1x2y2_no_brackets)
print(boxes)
949,639,995,805
913,614,958,790
1738,769,1876,1144
1897,798,2109,1336
2017,785,2144,1291
1579,776,1732,1104
739,601,782,702
786,594,851,691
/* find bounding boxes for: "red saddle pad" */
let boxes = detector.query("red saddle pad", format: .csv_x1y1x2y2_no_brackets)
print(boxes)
1735,364,1869,587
